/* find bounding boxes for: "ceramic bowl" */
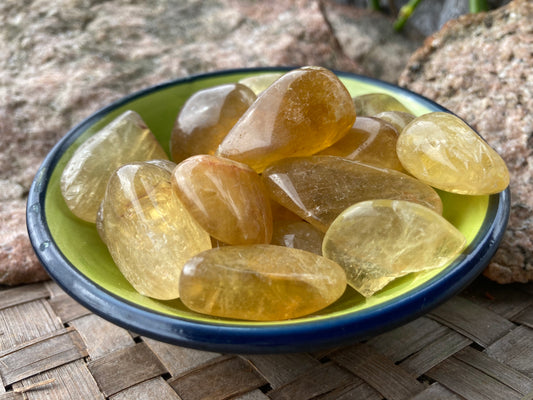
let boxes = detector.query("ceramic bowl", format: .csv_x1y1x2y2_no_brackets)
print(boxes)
26,67,510,353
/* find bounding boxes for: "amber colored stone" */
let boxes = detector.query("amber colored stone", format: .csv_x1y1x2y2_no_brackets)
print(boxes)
318,116,404,171
216,66,356,172
397,112,510,195
353,93,412,116
374,111,415,132
263,155,443,232
238,72,283,95
170,83,256,163
270,201,303,222
171,155,273,245
100,162,211,300
179,244,347,321
60,110,168,223
271,220,325,256
323,200,467,297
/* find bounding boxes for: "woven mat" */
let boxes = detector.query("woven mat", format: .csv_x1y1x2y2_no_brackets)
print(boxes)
1,277,533,400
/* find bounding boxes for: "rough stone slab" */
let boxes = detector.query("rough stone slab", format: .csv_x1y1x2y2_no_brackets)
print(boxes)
399,0,533,283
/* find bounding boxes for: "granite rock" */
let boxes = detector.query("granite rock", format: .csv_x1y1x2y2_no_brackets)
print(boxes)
399,0,533,283
1,0,421,285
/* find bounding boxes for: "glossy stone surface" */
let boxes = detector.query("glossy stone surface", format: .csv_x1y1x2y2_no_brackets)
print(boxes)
60,110,168,223
271,220,325,255
171,155,272,245
238,72,283,95
353,93,412,116
100,162,211,300
216,66,356,172
179,244,347,320
397,112,510,195
323,200,467,297
374,111,415,132
318,116,404,171
170,83,256,163
263,155,443,232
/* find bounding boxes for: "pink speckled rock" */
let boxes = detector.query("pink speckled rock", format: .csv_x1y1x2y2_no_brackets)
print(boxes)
399,0,533,283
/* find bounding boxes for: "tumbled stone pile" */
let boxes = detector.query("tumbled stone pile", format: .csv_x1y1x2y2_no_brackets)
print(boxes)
0,0,530,285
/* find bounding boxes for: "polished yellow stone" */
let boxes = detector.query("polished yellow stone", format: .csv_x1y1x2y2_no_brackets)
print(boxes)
318,116,404,171
170,83,256,163
238,72,283,95
322,200,467,297
374,111,415,132
171,155,273,245
179,244,347,321
263,155,443,232
353,93,412,116
60,110,168,223
397,112,510,195
100,162,211,300
271,220,325,256
216,66,356,172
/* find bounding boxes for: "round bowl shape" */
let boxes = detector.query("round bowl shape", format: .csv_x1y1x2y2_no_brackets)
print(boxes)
27,67,510,354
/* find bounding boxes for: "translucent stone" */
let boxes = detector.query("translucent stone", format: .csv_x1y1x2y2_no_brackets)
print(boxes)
60,110,168,223
353,93,412,116
397,112,510,195
374,111,415,132
322,200,467,297
100,162,211,300
263,155,443,232
271,220,325,256
216,66,356,172
238,72,283,95
170,83,256,163
318,116,404,171
171,155,273,245
179,244,347,321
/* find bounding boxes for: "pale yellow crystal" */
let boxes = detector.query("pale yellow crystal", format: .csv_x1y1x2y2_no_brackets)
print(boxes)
100,162,211,300
353,93,412,116
170,83,256,163
271,220,325,256
216,66,356,172
238,72,283,95
263,155,443,232
60,110,168,223
179,245,347,321
171,155,272,245
374,111,415,132
318,116,404,171
396,112,510,195
322,200,467,297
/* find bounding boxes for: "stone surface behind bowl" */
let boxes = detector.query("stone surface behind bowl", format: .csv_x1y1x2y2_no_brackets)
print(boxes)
399,0,532,283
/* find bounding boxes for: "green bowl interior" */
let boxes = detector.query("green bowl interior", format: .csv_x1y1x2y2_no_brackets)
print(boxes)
45,70,489,326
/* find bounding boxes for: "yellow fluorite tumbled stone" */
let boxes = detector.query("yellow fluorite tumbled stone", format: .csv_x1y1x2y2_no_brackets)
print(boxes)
170,83,256,163
238,72,283,95
353,93,412,116
100,162,211,300
216,66,356,172
179,244,347,321
322,200,467,297
171,155,273,245
397,112,510,195
263,156,443,232
60,110,168,223
318,116,404,171
374,111,415,132
271,220,325,256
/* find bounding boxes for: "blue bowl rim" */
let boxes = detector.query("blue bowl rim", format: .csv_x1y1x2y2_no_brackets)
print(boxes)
26,67,510,354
